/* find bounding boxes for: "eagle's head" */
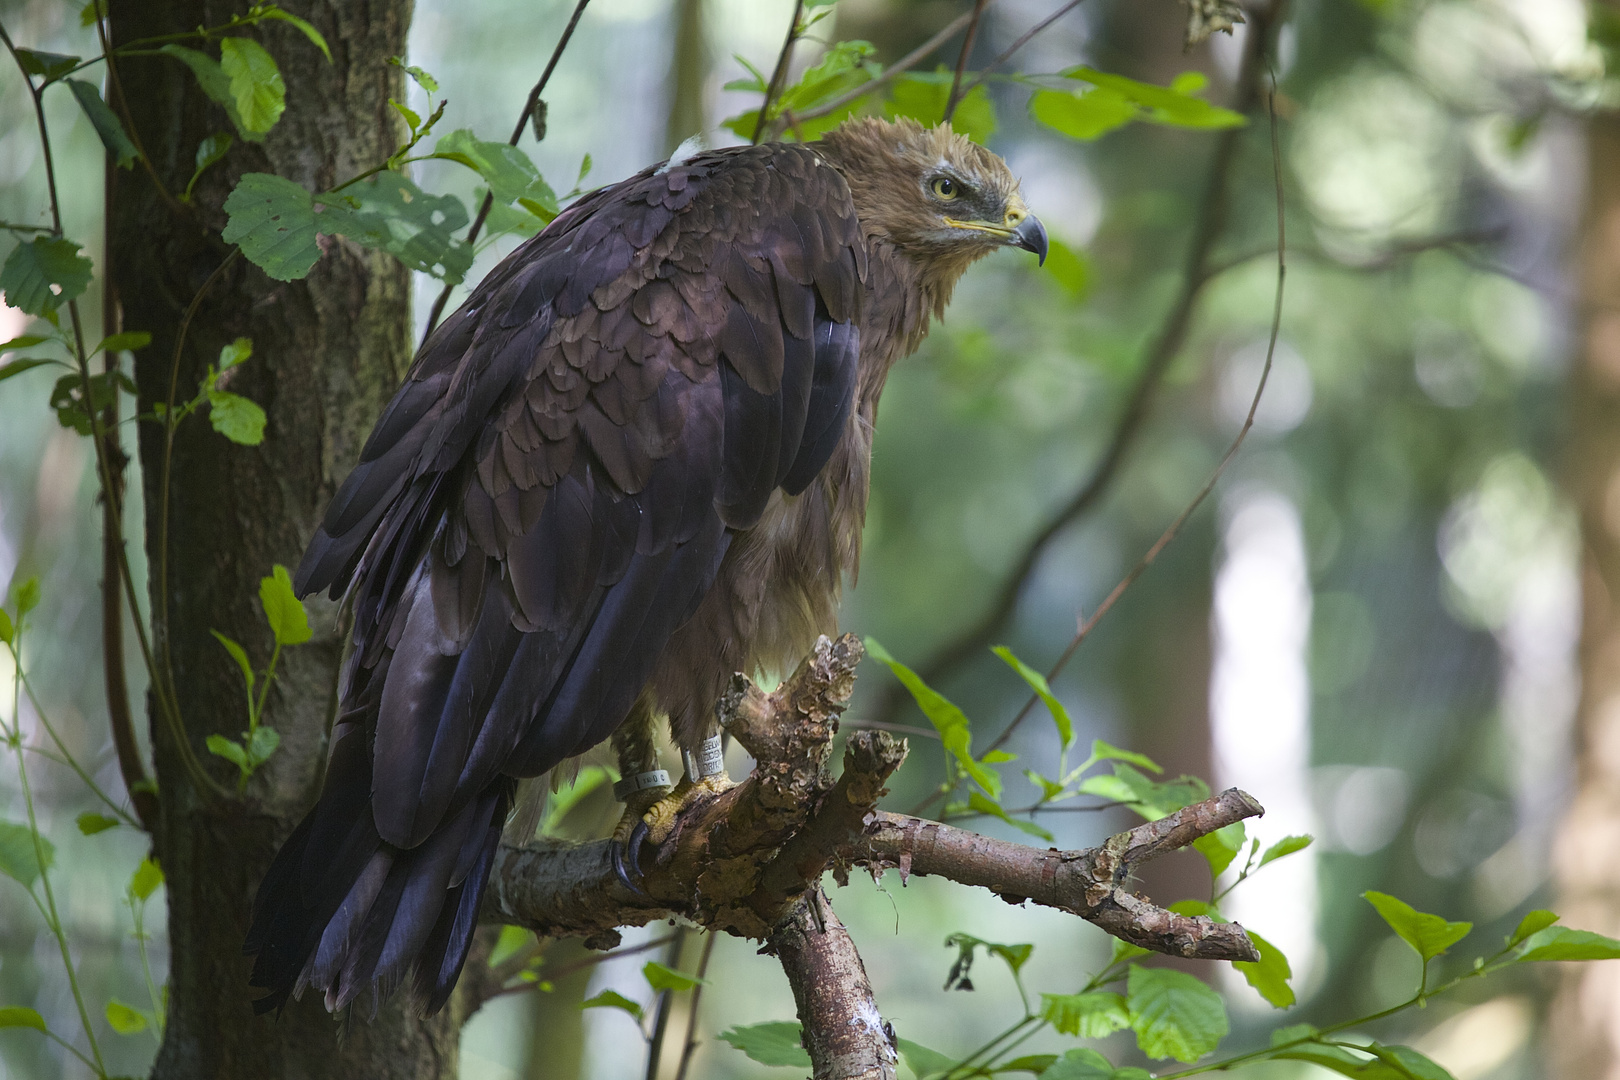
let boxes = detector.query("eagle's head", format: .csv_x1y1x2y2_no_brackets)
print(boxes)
817,116,1047,297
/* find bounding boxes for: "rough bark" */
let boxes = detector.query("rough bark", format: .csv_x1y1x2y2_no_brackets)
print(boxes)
1553,28,1620,1077
104,2,462,1076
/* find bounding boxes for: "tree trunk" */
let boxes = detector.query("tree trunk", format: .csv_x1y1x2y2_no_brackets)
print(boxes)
104,2,468,1076
1553,23,1620,1076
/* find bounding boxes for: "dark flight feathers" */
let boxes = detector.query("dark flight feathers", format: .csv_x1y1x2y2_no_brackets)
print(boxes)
246,144,866,1015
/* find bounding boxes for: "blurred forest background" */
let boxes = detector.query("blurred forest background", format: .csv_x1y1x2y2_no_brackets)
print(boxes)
1,0,1616,1077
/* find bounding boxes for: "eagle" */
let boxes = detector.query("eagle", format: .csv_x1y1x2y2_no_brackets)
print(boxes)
245,116,1046,1016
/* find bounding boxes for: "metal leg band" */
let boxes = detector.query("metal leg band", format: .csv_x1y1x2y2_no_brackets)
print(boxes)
612,769,671,802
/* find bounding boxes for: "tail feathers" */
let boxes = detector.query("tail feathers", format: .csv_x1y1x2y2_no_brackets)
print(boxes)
246,742,514,1017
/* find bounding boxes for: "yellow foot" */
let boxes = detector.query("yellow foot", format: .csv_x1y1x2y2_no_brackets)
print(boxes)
642,773,737,846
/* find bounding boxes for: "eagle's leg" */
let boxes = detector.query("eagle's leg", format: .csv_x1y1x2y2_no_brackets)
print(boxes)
610,694,672,893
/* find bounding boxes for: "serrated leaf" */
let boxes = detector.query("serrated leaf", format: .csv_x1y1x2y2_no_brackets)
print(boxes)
642,960,704,993
1232,930,1294,1008
129,857,163,901
222,173,320,280
1,236,93,316
581,989,642,1020
1363,892,1471,962
260,565,312,645
206,389,266,444
218,337,252,371
719,1021,810,1067
219,38,285,136
317,174,473,283
0,358,59,383
992,646,1072,749
246,725,280,767
1037,1048,1117,1080
15,49,80,80
866,638,999,797
1517,926,1620,962
898,1038,956,1079
1041,991,1130,1038
104,1000,146,1035
885,70,997,144
1194,822,1245,878
969,790,1054,842
0,821,55,889
1509,910,1559,945
0,1006,46,1031
76,812,119,835
206,734,248,769
255,8,331,62
388,56,438,92
1259,834,1313,868
65,80,138,168
1126,965,1227,1063
159,45,255,139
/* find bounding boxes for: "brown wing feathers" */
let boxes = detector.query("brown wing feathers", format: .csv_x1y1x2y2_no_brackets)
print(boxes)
249,144,865,1014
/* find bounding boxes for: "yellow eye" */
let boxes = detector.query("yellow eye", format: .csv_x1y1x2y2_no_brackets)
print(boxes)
930,176,958,200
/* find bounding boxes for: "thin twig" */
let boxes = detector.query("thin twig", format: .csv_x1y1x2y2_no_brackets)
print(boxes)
753,0,805,146
419,0,592,345
958,0,1088,101
943,0,992,123
975,12,1289,765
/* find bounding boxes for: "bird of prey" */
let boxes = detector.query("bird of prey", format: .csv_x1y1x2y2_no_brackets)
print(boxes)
245,116,1046,1016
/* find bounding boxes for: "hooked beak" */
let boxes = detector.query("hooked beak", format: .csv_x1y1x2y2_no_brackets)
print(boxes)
1011,213,1048,265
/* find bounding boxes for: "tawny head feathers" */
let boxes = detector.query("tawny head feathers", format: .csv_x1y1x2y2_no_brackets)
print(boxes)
815,116,1047,299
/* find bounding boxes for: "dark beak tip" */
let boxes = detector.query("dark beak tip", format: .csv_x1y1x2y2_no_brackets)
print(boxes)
1013,214,1049,266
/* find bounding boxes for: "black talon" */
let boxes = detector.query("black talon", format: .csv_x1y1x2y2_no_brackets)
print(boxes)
611,821,653,902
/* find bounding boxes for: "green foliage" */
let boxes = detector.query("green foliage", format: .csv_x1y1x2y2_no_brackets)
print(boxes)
719,1021,810,1067
642,960,705,992
65,80,138,168
1363,891,1472,963
0,236,94,317
884,71,997,143
1125,965,1227,1063
0,820,55,889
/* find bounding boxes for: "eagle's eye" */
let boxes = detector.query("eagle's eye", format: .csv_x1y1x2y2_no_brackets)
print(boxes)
930,176,960,201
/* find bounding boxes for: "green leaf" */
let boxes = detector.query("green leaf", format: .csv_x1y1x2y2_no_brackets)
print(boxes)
643,960,705,992
0,358,59,383
969,790,1054,842
15,50,80,80
211,629,255,696
719,1021,810,1067
885,70,997,144
222,173,320,280
0,821,55,890
76,812,120,836
260,565,312,646
1259,834,1313,868
388,56,438,92
1509,909,1559,945
159,45,255,139
104,1000,147,1035
218,337,253,371
206,389,267,444
992,646,1072,749
581,989,642,1019
866,637,999,797
246,725,280,768
1037,1048,1117,1080
317,174,473,284
1041,991,1130,1038
1194,822,1245,878
1363,892,1472,962
1063,68,1247,130
0,236,93,316
65,80,138,168
1030,87,1138,141
897,1038,956,1079
206,734,248,770
0,1006,47,1032
218,38,286,136
1232,930,1294,1008
129,857,163,901
255,8,332,62
1126,965,1227,1063
97,331,151,354
1044,239,1090,298
1517,926,1620,962
431,130,557,209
